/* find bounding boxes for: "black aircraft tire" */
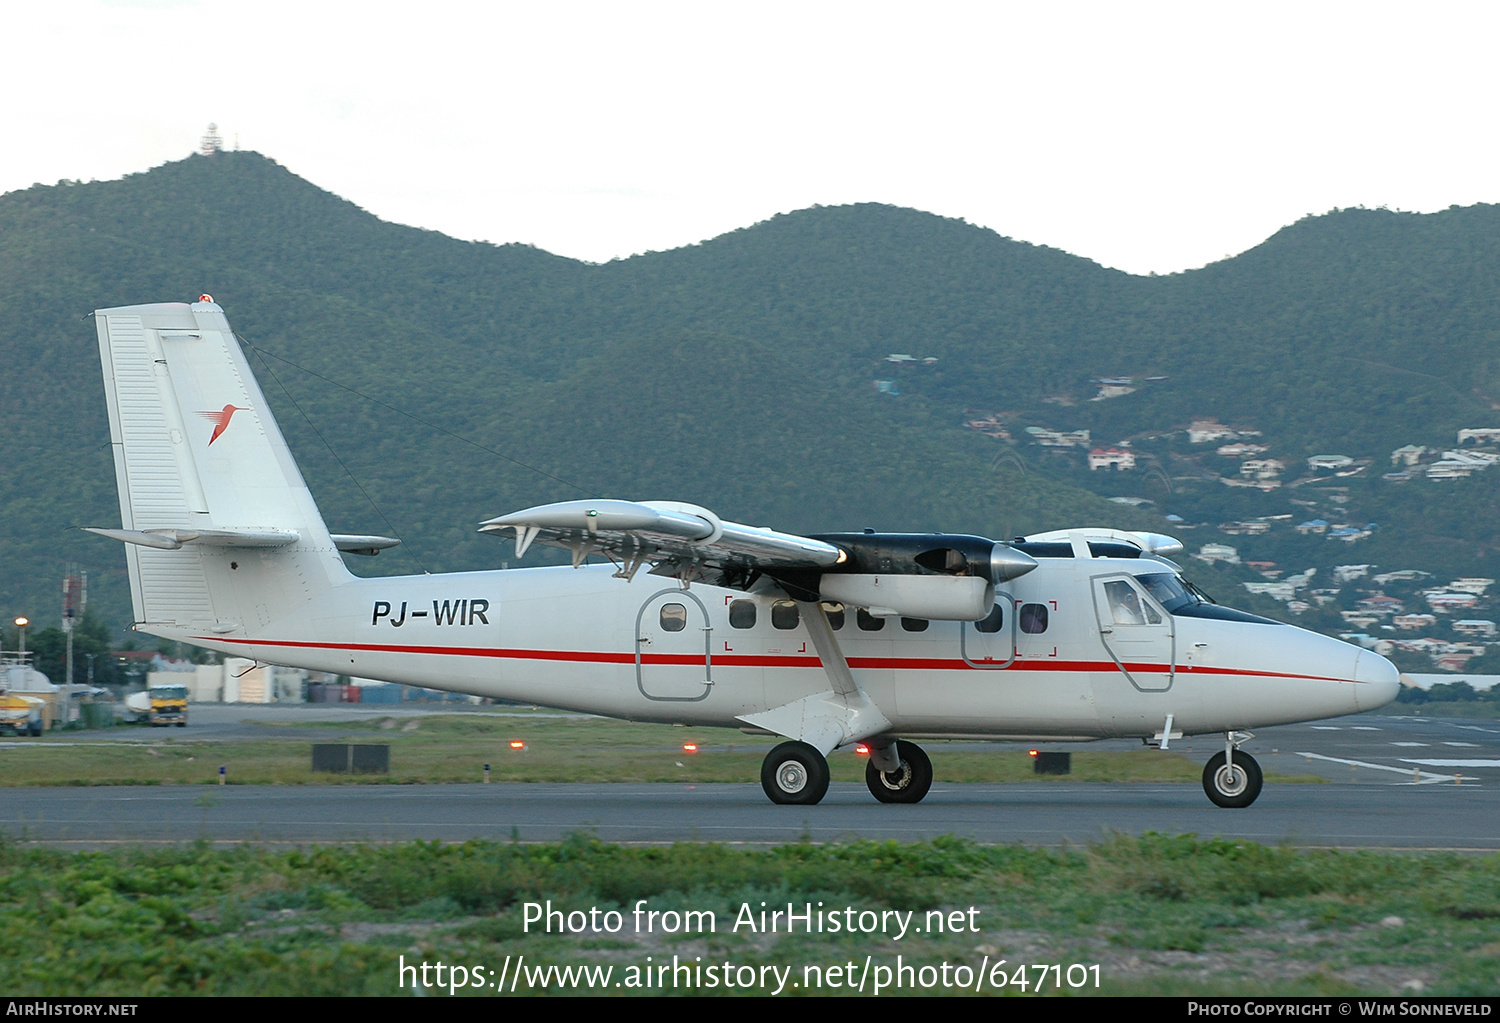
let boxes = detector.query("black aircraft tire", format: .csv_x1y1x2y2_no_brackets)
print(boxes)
1202,751,1263,808
866,740,934,804
761,741,831,805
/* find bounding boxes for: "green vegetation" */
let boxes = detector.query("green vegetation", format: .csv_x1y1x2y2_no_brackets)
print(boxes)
4,153,1499,642
1,834,1496,995
0,713,1304,786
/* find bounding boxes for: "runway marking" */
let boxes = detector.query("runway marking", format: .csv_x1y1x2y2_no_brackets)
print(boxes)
1311,726,1342,731
1390,742,1429,747
1451,725,1500,735
1294,751,1461,785
1399,759,1500,769
1351,726,1381,731
1443,742,1478,747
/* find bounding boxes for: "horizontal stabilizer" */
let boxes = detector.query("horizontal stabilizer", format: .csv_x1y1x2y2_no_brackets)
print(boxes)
84,526,300,549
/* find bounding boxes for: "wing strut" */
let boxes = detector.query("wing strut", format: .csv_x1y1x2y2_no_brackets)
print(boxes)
735,601,893,756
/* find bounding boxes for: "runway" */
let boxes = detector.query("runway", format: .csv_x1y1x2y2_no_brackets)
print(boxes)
3,711,1495,849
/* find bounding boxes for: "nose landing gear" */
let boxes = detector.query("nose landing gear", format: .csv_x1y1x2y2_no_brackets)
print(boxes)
1203,733,1262,808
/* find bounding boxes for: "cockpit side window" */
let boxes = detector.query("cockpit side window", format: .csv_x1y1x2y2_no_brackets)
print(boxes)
1105,579,1161,626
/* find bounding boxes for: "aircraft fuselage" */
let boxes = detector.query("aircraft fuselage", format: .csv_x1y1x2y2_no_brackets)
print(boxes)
167,555,1395,743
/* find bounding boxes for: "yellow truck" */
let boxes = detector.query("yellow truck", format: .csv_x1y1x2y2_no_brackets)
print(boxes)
126,684,188,727
0,693,44,736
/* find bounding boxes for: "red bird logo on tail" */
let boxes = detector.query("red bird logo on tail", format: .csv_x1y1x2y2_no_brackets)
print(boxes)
196,405,249,445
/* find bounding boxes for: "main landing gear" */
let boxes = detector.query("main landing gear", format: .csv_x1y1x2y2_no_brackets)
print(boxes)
866,739,933,804
761,741,831,805
1202,734,1263,808
760,739,936,805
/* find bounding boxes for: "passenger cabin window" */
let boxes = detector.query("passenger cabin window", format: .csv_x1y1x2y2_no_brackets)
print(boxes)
728,599,757,629
771,600,800,630
857,608,886,632
821,602,846,630
974,603,1004,633
1019,603,1049,634
901,617,929,632
660,604,687,632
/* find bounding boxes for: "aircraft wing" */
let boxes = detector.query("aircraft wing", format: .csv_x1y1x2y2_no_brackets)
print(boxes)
478,499,845,586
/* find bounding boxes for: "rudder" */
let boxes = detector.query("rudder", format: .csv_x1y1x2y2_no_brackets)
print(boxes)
93,298,350,638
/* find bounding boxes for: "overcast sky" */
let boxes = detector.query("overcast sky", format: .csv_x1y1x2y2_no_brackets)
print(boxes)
4,1,1497,274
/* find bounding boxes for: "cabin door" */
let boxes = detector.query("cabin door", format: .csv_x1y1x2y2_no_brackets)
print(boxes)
635,589,714,702
959,591,1016,668
1090,574,1175,692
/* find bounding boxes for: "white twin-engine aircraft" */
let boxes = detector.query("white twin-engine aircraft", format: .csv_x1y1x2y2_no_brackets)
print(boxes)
89,299,1400,808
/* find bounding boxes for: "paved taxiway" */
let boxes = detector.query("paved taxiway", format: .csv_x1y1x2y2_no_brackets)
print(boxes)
2,708,1495,849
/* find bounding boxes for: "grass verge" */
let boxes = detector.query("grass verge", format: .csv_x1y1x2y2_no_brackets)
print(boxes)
0,834,1494,996
0,714,1323,786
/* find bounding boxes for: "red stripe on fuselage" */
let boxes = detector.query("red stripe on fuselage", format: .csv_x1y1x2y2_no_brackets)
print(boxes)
191,635,1359,683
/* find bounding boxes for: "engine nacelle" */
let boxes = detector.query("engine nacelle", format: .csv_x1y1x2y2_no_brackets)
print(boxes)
809,532,1038,584
817,574,995,621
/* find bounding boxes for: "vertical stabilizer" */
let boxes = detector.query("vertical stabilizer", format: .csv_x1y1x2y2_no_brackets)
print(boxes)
94,299,350,637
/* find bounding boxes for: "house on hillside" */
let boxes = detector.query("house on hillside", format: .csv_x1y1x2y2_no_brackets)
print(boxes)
1307,454,1355,473
1453,620,1498,638
1357,594,1405,615
1390,444,1427,466
1087,447,1136,471
1241,458,1285,479
1450,578,1495,596
1026,427,1091,448
1457,428,1500,445
1188,420,1240,444
1426,592,1480,612
1393,613,1438,631
1195,543,1241,565
1373,570,1431,586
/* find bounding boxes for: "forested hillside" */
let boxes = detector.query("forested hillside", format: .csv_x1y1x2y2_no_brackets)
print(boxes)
1,153,1496,640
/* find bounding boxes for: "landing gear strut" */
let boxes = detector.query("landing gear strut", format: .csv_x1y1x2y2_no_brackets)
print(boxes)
866,740,933,804
1202,735,1262,808
761,741,830,805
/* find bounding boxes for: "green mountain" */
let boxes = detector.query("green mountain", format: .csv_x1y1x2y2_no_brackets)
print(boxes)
1,153,1496,647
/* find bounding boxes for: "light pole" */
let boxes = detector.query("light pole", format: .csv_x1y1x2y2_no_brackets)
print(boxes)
14,617,29,662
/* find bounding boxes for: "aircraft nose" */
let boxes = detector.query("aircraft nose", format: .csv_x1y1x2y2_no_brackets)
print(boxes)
1352,649,1401,711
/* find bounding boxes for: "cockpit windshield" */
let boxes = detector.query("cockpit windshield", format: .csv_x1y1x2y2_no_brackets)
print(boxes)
1136,572,1280,625
1137,573,1202,613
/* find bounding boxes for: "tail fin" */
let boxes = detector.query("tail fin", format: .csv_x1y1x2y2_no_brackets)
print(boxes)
92,298,351,637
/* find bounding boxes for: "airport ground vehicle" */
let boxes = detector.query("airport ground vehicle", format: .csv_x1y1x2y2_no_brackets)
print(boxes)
124,684,188,726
